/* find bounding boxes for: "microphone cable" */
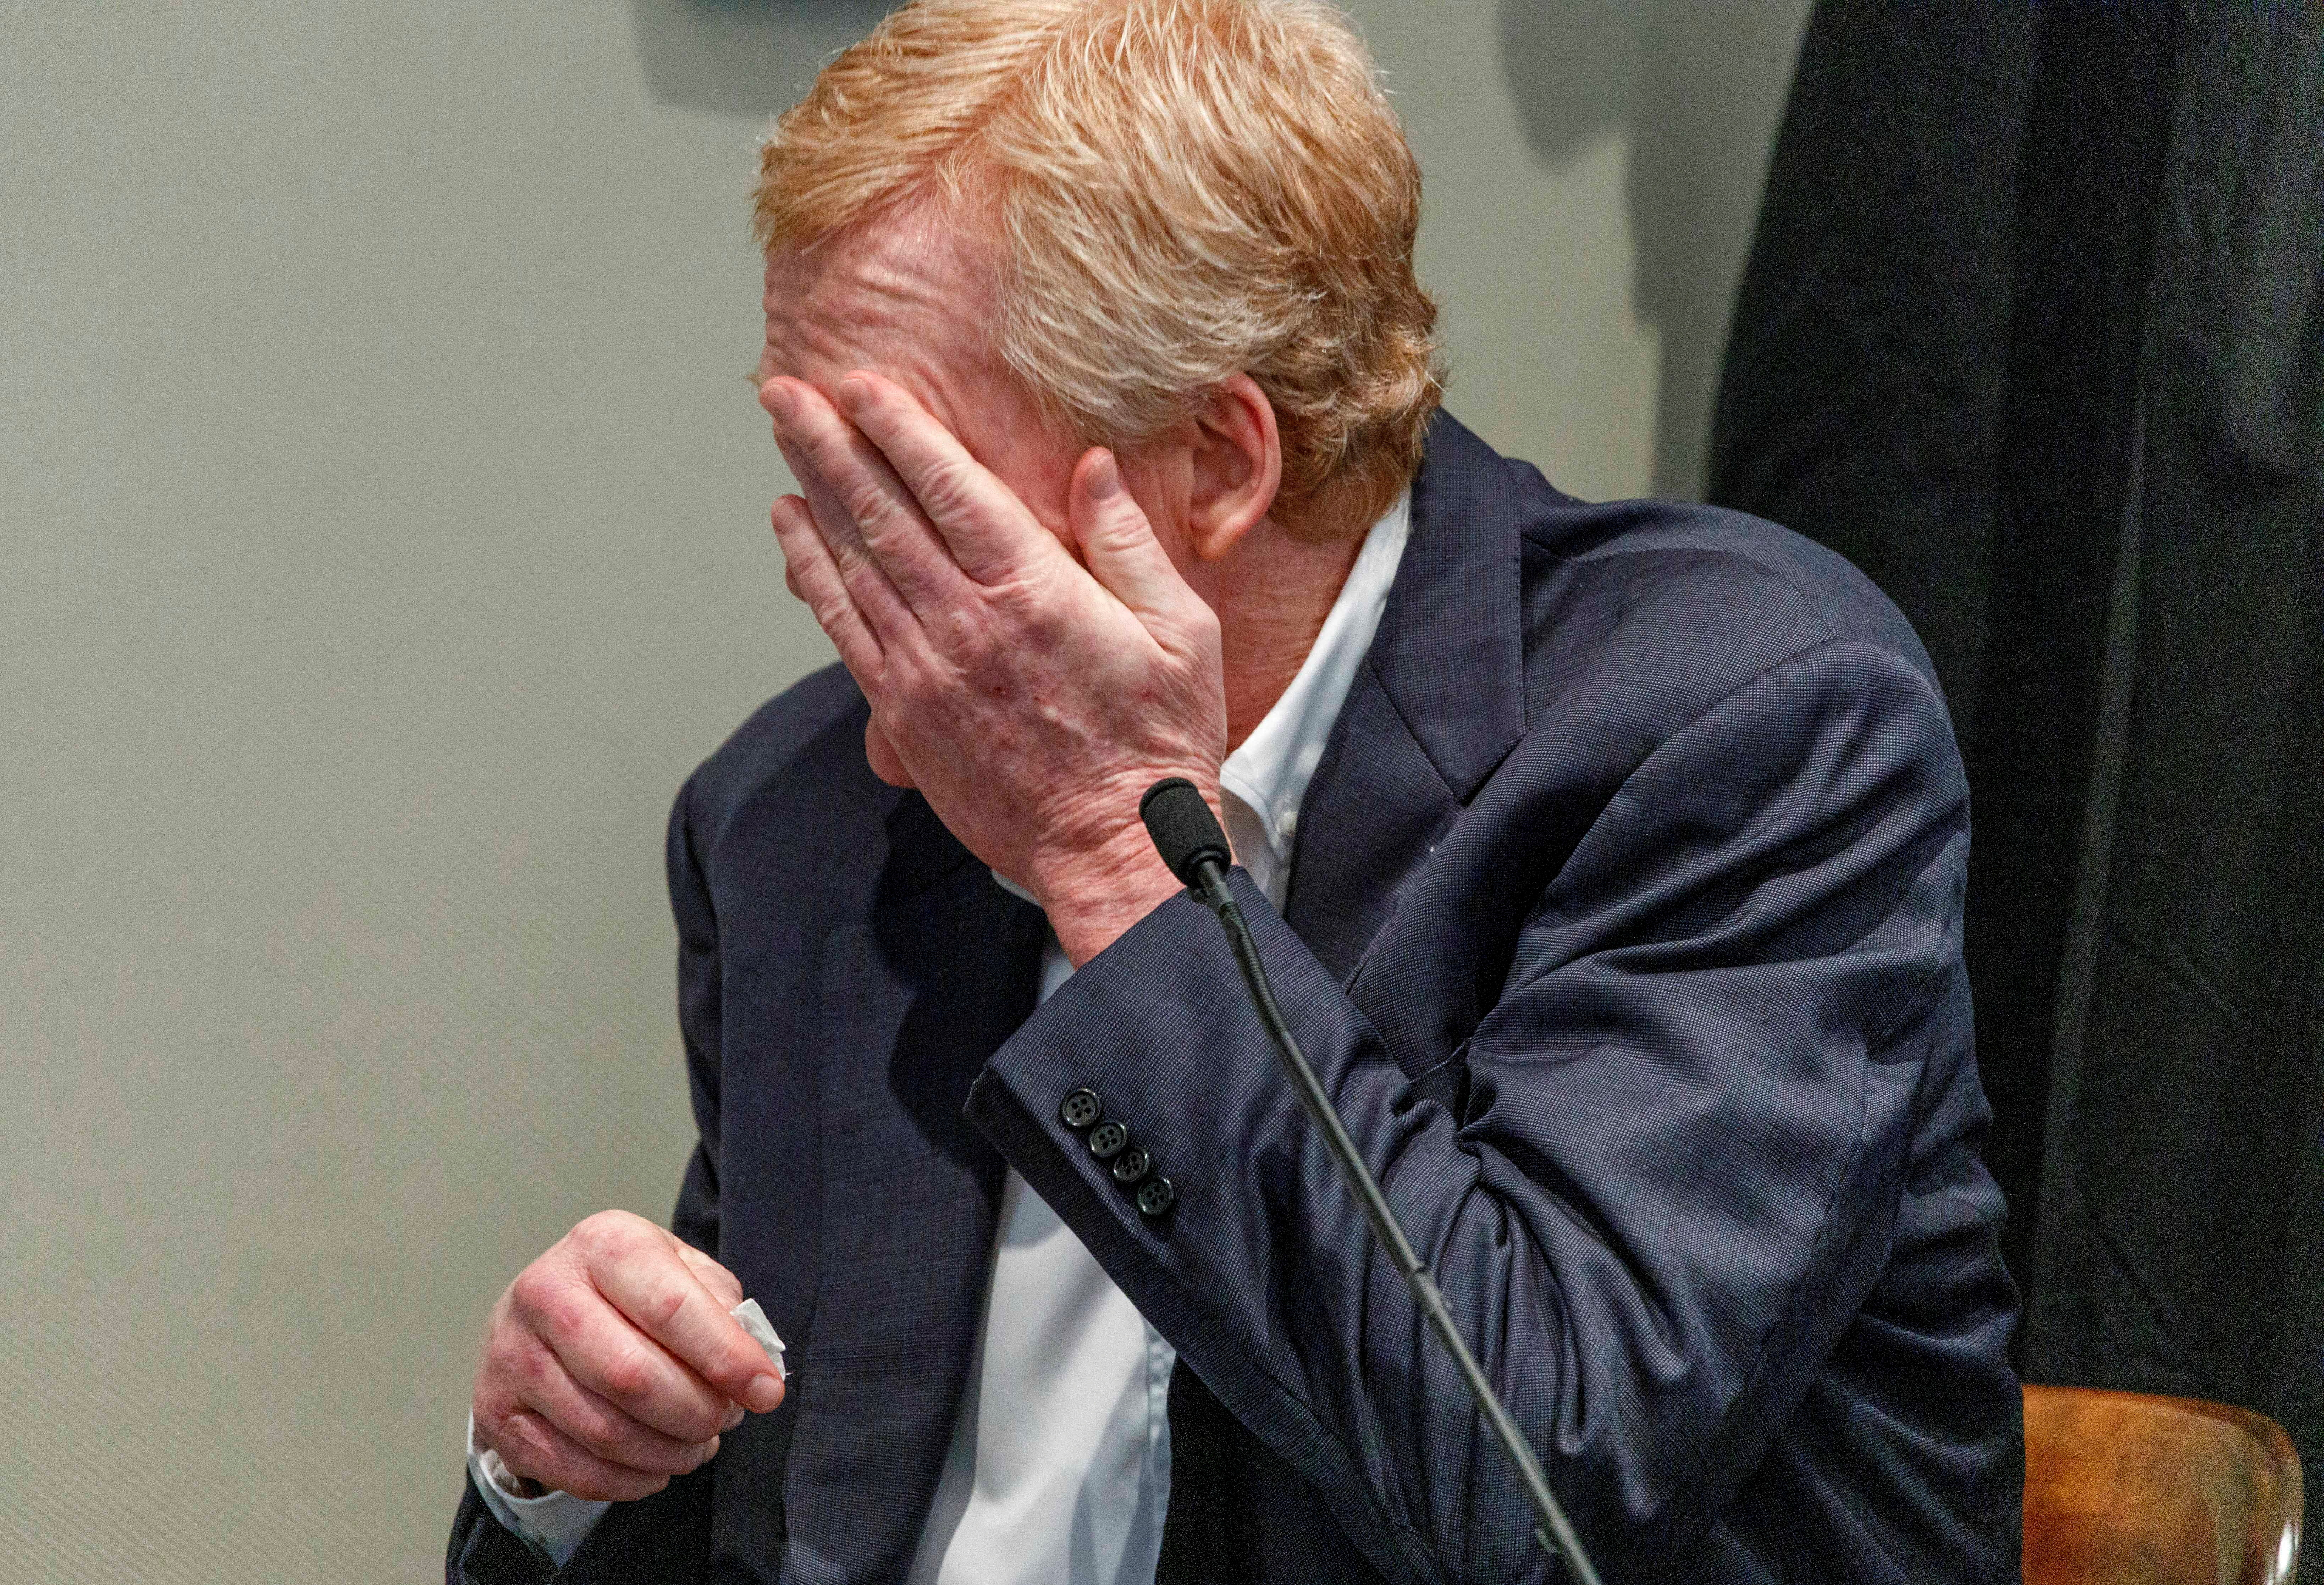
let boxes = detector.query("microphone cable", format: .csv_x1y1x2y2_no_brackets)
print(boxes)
1139,777,1603,1585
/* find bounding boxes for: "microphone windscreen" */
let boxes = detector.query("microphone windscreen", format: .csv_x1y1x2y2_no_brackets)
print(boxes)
1140,777,1231,885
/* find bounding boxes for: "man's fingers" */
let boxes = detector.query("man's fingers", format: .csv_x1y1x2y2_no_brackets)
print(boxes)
769,377,971,614
772,429,923,644
588,1231,787,1416
772,495,884,689
493,1407,685,1505
672,1243,744,1310
509,1351,724,1476
526,1279,734,1441
834,371,1051,586
1069,448,1202,627
771,498,918,786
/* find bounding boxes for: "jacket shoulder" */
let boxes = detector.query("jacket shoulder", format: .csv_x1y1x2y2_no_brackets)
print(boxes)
675,662,890,863
1517,487,1943,702
1491,469,1954,767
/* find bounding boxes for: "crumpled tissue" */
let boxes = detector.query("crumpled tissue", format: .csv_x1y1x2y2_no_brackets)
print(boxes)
731,1298,788,1381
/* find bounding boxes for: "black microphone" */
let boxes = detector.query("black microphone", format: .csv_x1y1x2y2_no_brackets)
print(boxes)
1138,777,1232,892
1139,778,1603,1585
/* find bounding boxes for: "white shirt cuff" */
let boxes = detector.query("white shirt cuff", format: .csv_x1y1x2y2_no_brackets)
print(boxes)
466,1414,612,1570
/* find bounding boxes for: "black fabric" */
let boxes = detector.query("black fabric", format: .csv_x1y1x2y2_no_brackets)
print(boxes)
1957,0,2178,1310
1155,1364,1388,1585
1710,2,2324,1573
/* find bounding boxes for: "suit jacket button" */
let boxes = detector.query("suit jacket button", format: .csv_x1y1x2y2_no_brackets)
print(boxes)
1135,1176,1175,1217
1088,1120,1130,1159
1059,1089,1103,1129
1110,1144,1151,1184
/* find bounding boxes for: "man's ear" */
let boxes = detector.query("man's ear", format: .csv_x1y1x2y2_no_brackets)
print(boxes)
1185,374,1282,562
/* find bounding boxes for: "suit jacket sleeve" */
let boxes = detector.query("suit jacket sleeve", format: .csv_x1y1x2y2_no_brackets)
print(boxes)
965,637,1983,1584
446,777,728,1585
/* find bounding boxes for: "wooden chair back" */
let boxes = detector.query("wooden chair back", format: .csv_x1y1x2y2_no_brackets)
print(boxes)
2023,1385,2303,1585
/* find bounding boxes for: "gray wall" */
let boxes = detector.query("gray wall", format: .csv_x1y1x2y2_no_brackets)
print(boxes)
0,2,1806,1578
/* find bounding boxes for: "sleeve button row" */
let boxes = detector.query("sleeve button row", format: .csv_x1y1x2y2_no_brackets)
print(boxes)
1057,1089,1171,1217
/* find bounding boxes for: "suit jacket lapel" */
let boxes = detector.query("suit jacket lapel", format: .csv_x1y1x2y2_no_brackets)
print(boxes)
1285,416,1529,1001
777,793,1048,1584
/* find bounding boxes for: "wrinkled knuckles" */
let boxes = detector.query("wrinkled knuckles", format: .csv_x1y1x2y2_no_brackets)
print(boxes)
565,1413,633,1465
806,587,853,635
524,1279,596,1352
840,477,902,535
639,1277,691,1333
507,1337,566,1399
572,1209,650,1261
914,459,980,524
684,1264,744,1311
886,657,968,720
597,1344,660,1404
503,1268,557,1331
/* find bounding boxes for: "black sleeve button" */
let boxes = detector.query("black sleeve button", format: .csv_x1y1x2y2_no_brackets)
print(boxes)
1087,1119,1129,1159
1059,1089,1103,1129
1134,1176,1175,1217
1109,1144,1151,1184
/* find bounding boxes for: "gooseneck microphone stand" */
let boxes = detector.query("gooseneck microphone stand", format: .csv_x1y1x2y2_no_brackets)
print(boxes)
1139,778,1605,1585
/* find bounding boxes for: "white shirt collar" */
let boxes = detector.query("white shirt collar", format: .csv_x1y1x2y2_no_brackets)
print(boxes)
992,487,1411,913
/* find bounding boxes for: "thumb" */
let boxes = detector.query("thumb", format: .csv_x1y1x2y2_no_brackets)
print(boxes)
1069,449,1198,626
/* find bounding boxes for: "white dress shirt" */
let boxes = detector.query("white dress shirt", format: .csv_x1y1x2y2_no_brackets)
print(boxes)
471,492,1410,1577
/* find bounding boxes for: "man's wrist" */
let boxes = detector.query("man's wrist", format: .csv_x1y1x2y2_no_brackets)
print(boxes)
1036,821,1196,967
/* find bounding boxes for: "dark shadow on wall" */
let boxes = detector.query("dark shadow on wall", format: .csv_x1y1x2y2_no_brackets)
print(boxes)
631,0,894,121
1499,0,1811,500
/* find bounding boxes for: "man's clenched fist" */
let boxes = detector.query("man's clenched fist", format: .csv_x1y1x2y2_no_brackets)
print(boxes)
471,1210,784,1502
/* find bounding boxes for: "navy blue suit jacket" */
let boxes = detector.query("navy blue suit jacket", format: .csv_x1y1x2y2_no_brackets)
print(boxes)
450,416,2024,1584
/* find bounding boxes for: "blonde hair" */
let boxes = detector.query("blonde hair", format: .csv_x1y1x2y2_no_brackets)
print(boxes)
754,0,1443,539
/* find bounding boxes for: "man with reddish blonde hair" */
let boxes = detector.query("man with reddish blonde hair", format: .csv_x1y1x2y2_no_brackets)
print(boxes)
451,2,2022,1582
752,0,1443,542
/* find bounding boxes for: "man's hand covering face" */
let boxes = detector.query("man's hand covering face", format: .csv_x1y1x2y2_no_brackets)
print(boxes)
763,370,1227,965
